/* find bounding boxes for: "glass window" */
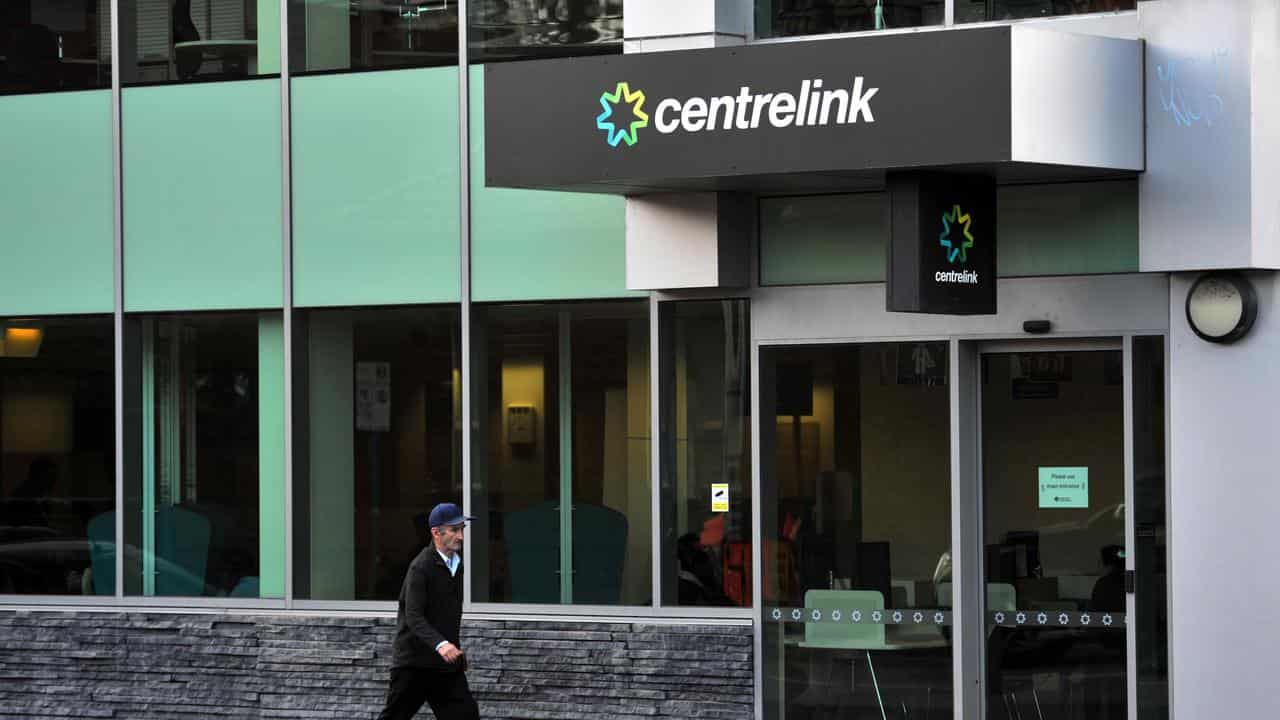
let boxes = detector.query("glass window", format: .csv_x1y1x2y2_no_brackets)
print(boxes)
468,0,621,63
758,182,1140,287
956,0,1135,23
0,316,114,595
289,0,457,74
123,312,284,598
119,0,281,84
761,342,952,720
756,0,943,39
292,305,461,601
1,1,112,94
659,300,752,607
470,301,650,606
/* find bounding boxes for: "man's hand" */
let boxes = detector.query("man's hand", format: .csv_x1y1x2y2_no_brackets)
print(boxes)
437,641,464,664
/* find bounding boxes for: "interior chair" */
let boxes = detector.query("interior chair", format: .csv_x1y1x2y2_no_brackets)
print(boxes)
154,506,211,596
505,500,628,603
87,507,211,596
797,589,893,720
504,500,560,603
570,502,627,604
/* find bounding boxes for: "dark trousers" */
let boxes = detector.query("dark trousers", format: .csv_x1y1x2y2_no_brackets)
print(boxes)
377,667,479,720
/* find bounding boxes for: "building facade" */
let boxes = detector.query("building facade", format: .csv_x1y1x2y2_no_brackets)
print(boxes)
1,0,1276,718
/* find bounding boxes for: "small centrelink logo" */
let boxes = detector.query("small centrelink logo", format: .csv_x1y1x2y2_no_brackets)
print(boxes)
939,204,974,264
596,82,649,148
936,204,979,285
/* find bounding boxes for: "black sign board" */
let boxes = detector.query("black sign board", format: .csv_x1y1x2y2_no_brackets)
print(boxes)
484,28,1013,193
887,172,997,315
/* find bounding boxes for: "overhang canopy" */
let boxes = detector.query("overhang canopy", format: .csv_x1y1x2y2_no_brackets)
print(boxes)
484,26,1144,194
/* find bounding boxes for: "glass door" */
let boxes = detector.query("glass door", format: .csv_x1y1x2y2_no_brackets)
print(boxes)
979,344,1129,719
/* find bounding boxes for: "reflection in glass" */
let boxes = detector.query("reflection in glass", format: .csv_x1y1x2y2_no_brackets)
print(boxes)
755,0,943,39
762,343,952,719
470,301,650,606
659,300,752,607
956,0,1134,23
289,0,458,74
0,316,114,595
292,305,461,601
982,350,1126,719
469,0,621,63
124,312,282,597
119,0,280,84
1133,337,1168,719
0,1,112,94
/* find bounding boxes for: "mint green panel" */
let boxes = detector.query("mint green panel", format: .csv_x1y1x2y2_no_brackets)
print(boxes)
123,80,283,312
0,91,114,315
760,193,885,286
470,67,634,301
758,182,1139,286
258,313,285,598
292,68,460,307
998,180,1139,277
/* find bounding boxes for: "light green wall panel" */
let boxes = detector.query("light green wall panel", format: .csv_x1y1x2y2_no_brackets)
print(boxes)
292,68,460,307
123,80,283,312
759,182,1139,286
998,180,1139,277
258,313,286,598
470,67,634,301
760,194,885,286
0,91,114,315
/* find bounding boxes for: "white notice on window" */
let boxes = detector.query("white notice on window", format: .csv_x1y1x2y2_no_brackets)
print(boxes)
356,361,391,432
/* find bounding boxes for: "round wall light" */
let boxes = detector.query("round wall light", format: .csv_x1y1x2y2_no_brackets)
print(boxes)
1185,272,1258,344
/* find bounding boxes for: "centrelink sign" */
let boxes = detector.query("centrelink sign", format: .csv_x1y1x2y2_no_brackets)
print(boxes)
595,76,881,148
484,28,1019,192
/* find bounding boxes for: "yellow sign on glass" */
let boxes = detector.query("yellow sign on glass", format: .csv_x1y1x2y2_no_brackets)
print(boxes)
711,483,730,513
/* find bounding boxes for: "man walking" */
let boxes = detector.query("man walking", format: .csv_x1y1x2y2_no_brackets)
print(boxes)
378,502,480,720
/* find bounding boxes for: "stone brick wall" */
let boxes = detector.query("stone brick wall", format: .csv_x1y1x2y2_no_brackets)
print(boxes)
0,611,753,719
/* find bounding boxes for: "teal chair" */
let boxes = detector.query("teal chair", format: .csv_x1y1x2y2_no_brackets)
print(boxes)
153,506,210,596
505,501,560,603
505,501,628,604
799,589,892,720
85,507,211,596
570,503,627,604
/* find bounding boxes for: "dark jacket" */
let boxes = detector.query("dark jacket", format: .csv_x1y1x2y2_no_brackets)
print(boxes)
390,547,465,670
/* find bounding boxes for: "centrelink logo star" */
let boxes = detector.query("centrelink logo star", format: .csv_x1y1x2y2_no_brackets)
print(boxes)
596,82,649,148
939,204,975,264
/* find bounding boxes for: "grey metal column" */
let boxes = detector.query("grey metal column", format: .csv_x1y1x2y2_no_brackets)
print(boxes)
650,295,662,607
279,0,295,608
458,0,474,608
1123,335,1138,720
110,0,125,601
950,339,983,719
751,339,764,720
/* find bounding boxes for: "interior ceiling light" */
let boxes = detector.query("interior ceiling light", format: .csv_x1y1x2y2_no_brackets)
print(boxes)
3,326,44,358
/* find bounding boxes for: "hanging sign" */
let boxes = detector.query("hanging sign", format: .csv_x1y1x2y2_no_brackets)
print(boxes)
887,171,997,315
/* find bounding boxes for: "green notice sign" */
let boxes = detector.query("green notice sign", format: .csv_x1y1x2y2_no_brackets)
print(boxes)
1038,467,1089,508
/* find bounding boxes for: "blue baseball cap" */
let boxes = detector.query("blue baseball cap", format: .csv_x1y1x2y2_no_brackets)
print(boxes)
428,502,473,529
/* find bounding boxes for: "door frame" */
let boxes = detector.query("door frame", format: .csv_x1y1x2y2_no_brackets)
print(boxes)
747,273,1170,720
965,337,1136,720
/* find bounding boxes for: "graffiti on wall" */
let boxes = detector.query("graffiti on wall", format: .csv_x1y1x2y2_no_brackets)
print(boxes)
1155,48,1229,129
